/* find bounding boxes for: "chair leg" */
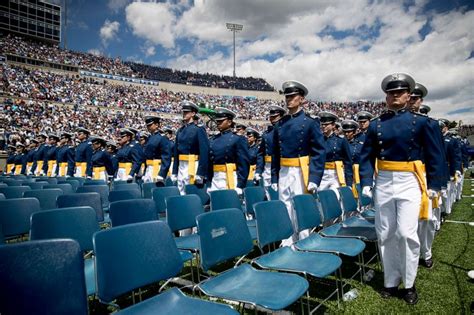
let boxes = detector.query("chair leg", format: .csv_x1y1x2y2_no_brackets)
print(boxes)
359,252,366,283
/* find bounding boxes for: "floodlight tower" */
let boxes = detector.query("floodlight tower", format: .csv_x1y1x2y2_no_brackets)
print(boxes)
226,23,243,86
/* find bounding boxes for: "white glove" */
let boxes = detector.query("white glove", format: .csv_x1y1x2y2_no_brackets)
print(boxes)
195,175,203,184
235,187,243,195
126,175,134,181
271,183,278,191
86,176,92,180
441,189,448,198
254,173,261,181
427,189,439,199
455,170,462,177
362,186,373,199
307,182,318,193
455,170,462,183
156,175,164,182
170,174,178,182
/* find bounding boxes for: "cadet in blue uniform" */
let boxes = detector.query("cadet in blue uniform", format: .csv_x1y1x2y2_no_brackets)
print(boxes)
449,129,465,201
172,101,210,194
30,133,48,175
13,143,27,175
139,132,149,148
106,141,119,178
246,127,262,184
208,107,250,194
142,116,171,185
255,105,286,199
74,128,93,178
5,145,16,174
319,111,353,199
235,123,247,136
26,140,38,175
342,120,363,197
56,132,75,177
116,128,146,182
88,137,114,181
271,81,326,246
43,134,59,177
360,73,445,304
354,111,373,143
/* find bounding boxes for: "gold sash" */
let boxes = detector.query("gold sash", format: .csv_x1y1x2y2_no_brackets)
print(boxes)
325,161,347,187
146,160,162,179
280,156,310,189
264,156,272,163
352,163,360,198
93,166,106,180
35,161,44,175
118,162,132,177
179,154,199,184
47,161,56,177
213,163,237,189
248,164,257,180
75,162,87,177
59,162,68,177
14,165,22,175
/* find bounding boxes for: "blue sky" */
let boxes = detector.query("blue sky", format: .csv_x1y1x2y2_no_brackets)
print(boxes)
59,0,474,123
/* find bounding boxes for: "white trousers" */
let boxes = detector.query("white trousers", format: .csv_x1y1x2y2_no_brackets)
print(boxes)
177,160,199,195
208,171,237,193
417,197,439,260
441,181,452,215
456,173,463,200
278,166,309,246
374,170,421,289
319,169,341,199
262,163,272,200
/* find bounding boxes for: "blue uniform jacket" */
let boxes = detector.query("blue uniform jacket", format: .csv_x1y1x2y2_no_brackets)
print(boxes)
359,109,446,190
117,142,144,177
56,145,76,176
111,154,119,177
143,132,171,178
14,153,27,174
75,140,93,176
248,143,261,166
42,145,58,174
26,149,35,163
323,133,353,186
354,131,367,144
209,130,250,189
460,139,470,170
271,110,326,185
89,149,114,177
256,126,274,175
443,134,462,177
348,138,364,164
173,123,210,178
30,143,47,174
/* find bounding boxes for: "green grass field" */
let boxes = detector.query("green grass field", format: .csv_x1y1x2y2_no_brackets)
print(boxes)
90,173,474,314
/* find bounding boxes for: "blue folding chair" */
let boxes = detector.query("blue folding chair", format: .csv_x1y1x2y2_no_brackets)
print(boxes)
166,195,202,252
0,193,5,199
68,177,85,186
84,179,106,186
338,186,375,227
112,182,140,191
57,193,104,222
152,186,180,216
252,200,342,311
109,199,158,227
196,209,309,312
209,189,242,211
30,207,100,296
46,177,58,185
0,239,88,315
44,183,74,195
356,184,376,219
76,185,110,211
2,179,24,186
142,182,157,198
93,221,238,314
0,186,31,199
184,184,210,206
0,198,40,240
243,186,266,220
108,189,142,203
22,182,47,190
23,188,63,210
58,180,79,192
0,183,7,188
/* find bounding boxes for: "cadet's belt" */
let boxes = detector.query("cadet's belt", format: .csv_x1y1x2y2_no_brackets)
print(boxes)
213,163,236,189
119,162,133,177
352,163,360,198
75,162,87,177
35,161,44,175
280,156,310,188
248,164,257,180
179,154,199,184
325,161,346,187
146,160,161,179
14,164,22,175
47,161,56,177
377,159,429,220
27,162,33,169
264,156,272,163
93,166,106,180
58,162,68,177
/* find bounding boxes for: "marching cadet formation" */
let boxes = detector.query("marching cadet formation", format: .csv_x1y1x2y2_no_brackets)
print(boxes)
3,75,471,306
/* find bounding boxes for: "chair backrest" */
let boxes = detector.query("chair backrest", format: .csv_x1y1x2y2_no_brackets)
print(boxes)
22,182,47,190
0,186,31,199
112,183,140,192
68,177,85,186
23,188,63,210
108,189,142,203
142,182,157,199
151,186,180,214
84,179,106,186
210,189,242,211
166,195,203,232
268,187,279,200
46,177,58,185
317,190,343,222
243,186,266,215
254,201,293,248
292,194,322,232
0,193,5,200
58,180,79,192
184,184,210,205
93,221,183,303
57,193,104,222
0,239,88,315
112,180,128,186
109,199,158,227
44,183,74,195
3,179,24,186
0,183,7,188
30,207,99,251
76,185,109,210
197,209,253,271
0,198,41,237
339,186,359,214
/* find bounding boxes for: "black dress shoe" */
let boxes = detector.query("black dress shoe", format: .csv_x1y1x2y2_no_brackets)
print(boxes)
402,287,418,305
421,258,434,269
379,286,399,299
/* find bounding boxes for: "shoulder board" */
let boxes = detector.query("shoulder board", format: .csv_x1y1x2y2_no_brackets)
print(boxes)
358,141,364,145
370,116,379,121
411,112,427,118
130,144,134,147
87,141,92,145
338,135,344,138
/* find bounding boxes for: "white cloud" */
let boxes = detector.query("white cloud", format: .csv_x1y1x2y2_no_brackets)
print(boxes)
126,0,474,123
100,20,120,46
108,0,130,13
87,48,103,56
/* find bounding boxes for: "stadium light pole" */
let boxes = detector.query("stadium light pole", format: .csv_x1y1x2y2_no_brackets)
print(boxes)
226,23,243,87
